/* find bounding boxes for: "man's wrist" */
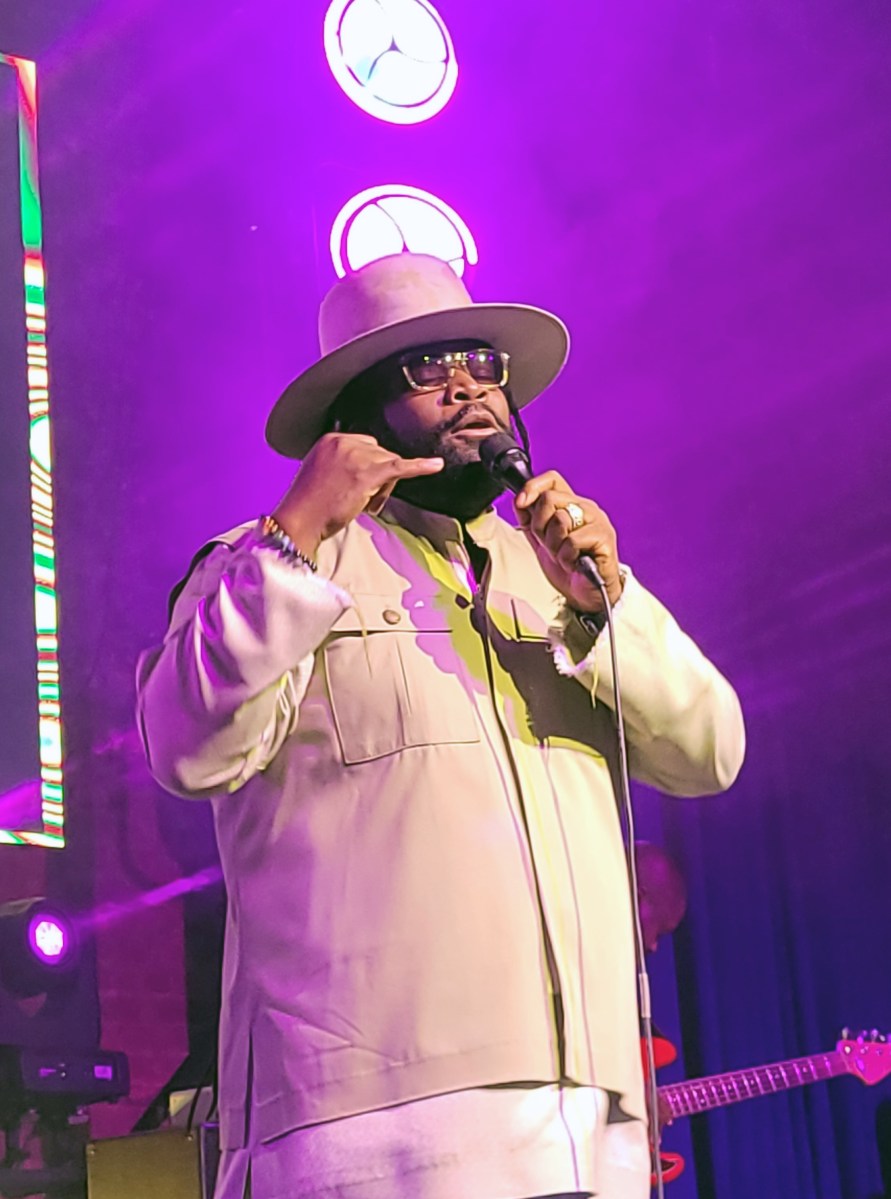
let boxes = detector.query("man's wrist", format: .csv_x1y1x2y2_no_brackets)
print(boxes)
574,608,608,638
572,567,628,636
258,514,319,572
268,506,324,562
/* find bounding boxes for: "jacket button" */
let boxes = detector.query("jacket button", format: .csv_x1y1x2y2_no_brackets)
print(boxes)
382,609,401,625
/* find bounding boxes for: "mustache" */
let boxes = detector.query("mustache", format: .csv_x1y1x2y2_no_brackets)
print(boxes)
437,404,511,435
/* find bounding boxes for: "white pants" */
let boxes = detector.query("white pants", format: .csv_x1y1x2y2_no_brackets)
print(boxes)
593,1104,651,1198
215,1085,650,1199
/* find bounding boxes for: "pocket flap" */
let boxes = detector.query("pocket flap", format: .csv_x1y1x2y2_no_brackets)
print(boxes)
331,592,457,635
324,591,479,764
510,596,557,641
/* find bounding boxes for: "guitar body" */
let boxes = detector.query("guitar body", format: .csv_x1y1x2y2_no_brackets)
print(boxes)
644,1035,685,1185
659,1151,684,1183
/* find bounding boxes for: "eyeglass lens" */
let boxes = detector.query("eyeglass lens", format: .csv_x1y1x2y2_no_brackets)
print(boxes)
406,350,505,388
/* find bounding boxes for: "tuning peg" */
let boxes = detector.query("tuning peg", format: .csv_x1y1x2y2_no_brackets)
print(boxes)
841,1027,851,1040
871,1029,880,1042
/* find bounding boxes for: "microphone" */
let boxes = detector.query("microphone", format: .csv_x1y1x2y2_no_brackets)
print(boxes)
478,430,534,493
479,431,607,591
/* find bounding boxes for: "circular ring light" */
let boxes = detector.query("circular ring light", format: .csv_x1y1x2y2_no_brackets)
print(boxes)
0,898,80,995
324,0,458,124
28,912,72,967
330,184,478,279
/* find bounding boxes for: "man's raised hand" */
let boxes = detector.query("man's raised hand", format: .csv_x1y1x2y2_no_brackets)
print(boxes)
271,433,444,560
515,469,623,613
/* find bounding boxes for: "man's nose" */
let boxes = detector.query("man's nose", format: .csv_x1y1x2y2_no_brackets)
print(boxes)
446,367,488,402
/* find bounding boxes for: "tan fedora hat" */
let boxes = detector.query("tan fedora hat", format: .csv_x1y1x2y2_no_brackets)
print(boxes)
266,253,570,459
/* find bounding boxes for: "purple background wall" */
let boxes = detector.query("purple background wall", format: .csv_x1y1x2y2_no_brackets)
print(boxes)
1,0,889,1193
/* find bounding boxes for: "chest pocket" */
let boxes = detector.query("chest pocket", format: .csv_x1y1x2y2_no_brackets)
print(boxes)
499,597,611,757
323,594,481,765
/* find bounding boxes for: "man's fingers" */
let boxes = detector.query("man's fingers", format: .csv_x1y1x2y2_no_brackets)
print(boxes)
365,455,444,514
391,455,445,479
365,480,397,515
555,528,617,576
527,498,618,572
526,491,575,544
515,470,570,510
542,509,576,557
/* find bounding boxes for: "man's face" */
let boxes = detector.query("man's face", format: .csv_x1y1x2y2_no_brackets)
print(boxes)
634,843,688,954
361,341,515,519
639,893,687,955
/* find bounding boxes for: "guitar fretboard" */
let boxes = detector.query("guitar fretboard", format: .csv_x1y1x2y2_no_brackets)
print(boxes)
660,1052,846,1117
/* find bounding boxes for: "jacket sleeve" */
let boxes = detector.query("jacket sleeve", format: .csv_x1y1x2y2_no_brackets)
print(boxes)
548,570,745,797
135,531,351,799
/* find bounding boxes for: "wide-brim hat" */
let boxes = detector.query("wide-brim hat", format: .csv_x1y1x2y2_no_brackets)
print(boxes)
266,253,570,459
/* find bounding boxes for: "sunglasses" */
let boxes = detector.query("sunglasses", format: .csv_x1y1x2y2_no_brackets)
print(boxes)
399,348,510,392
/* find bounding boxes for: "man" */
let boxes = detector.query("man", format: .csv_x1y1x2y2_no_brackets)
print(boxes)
137,253,745,1198
633,840,689,1132
635,842,689,956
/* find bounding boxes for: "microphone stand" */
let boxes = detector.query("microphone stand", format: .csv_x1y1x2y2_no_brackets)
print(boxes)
480,431,665,1194
577,555,665,1199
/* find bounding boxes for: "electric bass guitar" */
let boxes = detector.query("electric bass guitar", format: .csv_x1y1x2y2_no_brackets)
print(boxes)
653,1029,891,1183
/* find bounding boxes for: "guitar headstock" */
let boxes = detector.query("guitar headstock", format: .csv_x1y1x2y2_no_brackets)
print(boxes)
837,1029,891,1086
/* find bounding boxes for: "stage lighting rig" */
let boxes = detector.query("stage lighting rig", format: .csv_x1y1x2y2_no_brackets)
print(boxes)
0,898,80,998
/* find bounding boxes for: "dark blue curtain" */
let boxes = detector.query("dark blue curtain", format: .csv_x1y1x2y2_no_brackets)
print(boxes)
648,367,891,1197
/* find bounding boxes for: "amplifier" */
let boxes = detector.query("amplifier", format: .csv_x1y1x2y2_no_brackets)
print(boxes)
86,1124,219,1199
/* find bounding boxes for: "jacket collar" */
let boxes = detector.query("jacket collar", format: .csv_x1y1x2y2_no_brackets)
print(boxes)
380,496,503,552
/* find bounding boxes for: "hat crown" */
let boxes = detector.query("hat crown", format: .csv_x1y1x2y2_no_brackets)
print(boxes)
319,254,473,357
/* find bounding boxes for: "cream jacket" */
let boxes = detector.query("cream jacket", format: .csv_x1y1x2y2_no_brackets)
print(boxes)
136,498,744,1150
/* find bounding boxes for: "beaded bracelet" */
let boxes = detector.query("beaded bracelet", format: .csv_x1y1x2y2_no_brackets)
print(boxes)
258,514,318,573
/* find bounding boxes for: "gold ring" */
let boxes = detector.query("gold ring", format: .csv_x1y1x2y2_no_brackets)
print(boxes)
564,501,585,531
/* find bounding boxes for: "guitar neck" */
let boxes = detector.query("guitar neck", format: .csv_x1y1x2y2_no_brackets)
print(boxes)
660,1051,848,1118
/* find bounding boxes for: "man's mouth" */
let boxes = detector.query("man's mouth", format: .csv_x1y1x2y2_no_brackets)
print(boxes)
451,411,500,435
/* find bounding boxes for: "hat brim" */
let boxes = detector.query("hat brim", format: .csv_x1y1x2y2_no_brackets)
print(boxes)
266,302,569,459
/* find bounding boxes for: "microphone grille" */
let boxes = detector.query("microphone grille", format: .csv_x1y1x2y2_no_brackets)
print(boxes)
478,430,518,470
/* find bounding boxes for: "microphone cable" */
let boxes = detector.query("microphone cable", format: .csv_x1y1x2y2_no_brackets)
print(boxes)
480,431,665,1197
577,555,666,1199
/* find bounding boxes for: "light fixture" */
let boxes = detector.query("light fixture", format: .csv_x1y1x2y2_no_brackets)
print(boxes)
330,183,478,278
324,0,458,124
0,898,79,996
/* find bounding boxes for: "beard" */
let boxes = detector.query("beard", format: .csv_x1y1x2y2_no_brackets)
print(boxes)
367,407,510,521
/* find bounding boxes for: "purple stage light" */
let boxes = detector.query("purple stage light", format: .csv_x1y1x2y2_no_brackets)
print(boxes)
29,915,67,963
26,908,74,968
324,0,457,125
330,184,478,278
0,898,79,993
